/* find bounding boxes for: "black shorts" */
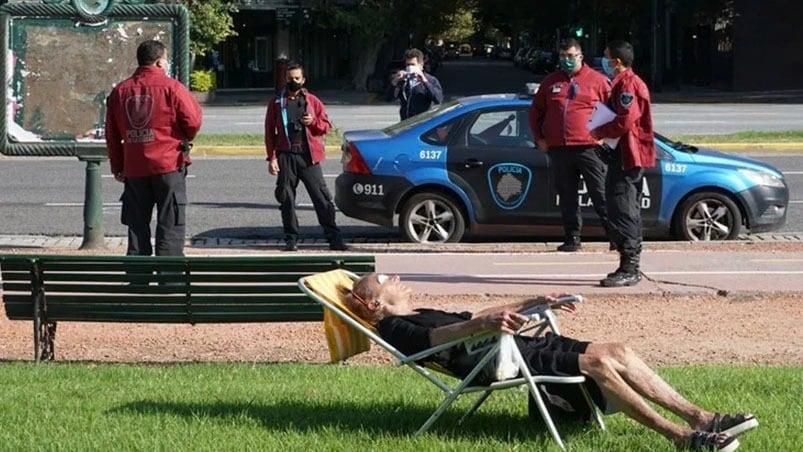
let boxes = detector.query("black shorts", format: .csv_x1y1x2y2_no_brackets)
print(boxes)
517,333,611,411
515,333,590,376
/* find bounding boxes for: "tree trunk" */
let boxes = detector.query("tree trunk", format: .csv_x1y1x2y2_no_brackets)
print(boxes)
351,40,383,92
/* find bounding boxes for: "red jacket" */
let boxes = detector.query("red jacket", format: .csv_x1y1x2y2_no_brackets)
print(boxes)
592,69,656,170
105,66,202,177
529,64,611,148
264,89,331,164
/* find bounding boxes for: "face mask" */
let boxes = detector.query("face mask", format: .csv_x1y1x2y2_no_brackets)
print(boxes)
559,57,577,73
601,57,616,78
286,80,303,92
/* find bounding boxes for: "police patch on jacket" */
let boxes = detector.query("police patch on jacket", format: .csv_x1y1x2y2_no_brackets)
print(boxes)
620,92,634,108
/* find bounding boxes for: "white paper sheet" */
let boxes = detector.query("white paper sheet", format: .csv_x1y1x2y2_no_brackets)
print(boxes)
588,101,620,149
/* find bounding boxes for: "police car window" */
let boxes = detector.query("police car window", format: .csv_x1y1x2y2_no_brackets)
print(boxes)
468,109,532,148
383,100,461,136
422,119,457,146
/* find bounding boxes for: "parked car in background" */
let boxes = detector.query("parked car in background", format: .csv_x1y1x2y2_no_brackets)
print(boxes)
513,47,530,67
496,47,513,59
335,94,789,243
528,50,555,74
443,42,459,60
458,43,473,57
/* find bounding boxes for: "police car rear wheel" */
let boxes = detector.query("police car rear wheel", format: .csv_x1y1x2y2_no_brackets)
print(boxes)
400,192,466,243
674,191,742,241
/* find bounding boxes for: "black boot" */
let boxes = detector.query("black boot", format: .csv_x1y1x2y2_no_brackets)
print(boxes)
557,236,581,252
606,252,627,278
600,254,641,287
283,236,298,252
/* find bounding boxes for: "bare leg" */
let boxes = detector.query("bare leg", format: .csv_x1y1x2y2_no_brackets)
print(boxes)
584,342,714,429
578,352,691,444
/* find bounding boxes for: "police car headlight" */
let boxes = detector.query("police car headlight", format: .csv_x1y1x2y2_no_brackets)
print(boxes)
737,169,785,188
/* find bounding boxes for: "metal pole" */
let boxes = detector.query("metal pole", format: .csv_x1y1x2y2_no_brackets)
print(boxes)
78,157,106,249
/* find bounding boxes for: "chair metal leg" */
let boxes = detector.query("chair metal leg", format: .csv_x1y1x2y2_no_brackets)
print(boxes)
525,380,566,450
579,383,606,430
513,346,567,450
414,390,460,436
458,391,492,424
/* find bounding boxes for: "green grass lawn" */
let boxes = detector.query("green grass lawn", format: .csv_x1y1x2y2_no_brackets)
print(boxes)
675,130,803,143
194,131,343,147
0,363,799,451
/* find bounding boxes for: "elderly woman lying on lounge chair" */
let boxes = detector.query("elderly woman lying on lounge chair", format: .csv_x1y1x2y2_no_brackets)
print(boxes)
342,272,757,452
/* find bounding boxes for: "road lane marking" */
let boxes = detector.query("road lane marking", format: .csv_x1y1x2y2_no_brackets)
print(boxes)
47,202,121,207
750,259,803,263
494,261,612,266
102,174,196,179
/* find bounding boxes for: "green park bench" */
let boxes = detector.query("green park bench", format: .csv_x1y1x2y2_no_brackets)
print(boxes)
0,254,375,362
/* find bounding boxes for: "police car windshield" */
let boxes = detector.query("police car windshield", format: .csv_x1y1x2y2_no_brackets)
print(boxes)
657,132,699,153
383,100,461,136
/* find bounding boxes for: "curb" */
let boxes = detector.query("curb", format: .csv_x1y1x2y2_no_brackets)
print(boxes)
193,145,343,157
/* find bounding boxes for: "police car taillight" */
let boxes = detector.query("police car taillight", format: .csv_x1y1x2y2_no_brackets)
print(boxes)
343,141,371,175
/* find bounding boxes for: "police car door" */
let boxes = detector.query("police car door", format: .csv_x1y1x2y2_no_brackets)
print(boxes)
446,107,552,227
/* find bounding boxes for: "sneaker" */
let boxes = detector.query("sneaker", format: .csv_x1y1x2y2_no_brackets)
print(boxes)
704,413,758,438
329,239,348,251
283,238,298,252
686,431,739,452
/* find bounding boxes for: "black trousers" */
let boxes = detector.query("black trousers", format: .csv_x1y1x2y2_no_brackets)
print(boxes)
549,146,609,238
275,152,340,240
121,169,187,256
606,147,644,256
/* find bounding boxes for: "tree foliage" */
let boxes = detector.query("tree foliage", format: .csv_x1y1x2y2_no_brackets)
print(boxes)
176,0,238,58
313,0,476,89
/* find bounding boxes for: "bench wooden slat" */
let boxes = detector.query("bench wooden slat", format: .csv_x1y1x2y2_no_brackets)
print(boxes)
37,311,324,323
32,283,303,295
27,273,324,284
0,253,374,361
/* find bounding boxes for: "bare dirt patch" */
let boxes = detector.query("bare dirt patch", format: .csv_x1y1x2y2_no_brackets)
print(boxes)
2,292,800,367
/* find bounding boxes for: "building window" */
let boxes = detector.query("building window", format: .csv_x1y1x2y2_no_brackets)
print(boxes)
254,36,272,72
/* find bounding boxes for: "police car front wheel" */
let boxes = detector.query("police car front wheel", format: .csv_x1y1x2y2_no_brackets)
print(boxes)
674,191,742,241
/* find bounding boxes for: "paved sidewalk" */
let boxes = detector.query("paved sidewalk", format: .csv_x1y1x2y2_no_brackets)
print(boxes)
2,234,802,297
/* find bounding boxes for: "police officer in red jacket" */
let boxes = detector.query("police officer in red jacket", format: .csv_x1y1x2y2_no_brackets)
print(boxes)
529,38,613,252
265,62,346,252
591,40,656,287
105,40,202,257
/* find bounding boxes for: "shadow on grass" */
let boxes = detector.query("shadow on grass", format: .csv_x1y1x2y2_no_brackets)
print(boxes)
110,398,597,440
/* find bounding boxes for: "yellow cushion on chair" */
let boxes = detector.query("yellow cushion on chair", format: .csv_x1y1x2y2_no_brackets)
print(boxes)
303,270,372,363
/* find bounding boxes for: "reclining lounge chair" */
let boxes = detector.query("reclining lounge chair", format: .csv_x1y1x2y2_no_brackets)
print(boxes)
298,269,605,450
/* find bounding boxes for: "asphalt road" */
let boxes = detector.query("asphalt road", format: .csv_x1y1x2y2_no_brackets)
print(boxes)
0,154,800,240
202,59,803,136
1,58,802,241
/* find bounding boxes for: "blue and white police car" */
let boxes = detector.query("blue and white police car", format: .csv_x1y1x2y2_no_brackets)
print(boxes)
335,94,788,243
